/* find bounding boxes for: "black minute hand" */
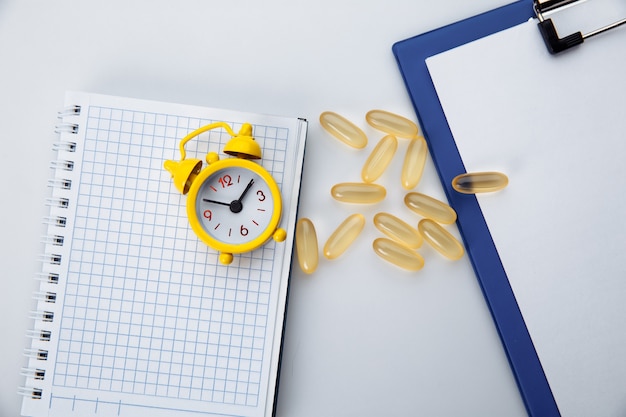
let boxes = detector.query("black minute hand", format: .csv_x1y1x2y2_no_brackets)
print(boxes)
227,179,254,214
237,179,255,203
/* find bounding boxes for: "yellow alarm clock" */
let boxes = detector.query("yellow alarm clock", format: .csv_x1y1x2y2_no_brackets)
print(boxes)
164,122,286,265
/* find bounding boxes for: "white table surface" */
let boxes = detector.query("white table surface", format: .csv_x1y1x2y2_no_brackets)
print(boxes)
0,1,528,416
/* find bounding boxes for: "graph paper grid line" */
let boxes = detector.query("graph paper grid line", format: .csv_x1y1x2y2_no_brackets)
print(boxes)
53,104,288,408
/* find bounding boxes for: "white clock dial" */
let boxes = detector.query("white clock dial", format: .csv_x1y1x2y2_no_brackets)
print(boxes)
195,166,275,245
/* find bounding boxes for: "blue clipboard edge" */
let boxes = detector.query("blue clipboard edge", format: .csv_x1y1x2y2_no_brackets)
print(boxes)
392,2,560,416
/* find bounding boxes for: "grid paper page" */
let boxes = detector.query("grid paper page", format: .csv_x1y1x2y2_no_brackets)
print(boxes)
22,92,306,417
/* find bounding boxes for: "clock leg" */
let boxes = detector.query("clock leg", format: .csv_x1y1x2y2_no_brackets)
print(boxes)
273,228,287,242
219,252,234,265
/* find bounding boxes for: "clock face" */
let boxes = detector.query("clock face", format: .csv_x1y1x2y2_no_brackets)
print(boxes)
194,165,276,246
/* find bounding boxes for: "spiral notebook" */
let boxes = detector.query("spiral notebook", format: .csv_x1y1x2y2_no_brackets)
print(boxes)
20,91,308,417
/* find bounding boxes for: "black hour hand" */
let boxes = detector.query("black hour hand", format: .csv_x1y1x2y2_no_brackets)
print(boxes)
203,198,230,207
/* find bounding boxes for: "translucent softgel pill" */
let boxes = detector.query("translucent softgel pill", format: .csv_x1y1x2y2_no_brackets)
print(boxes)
418,219,464,260
319,111,368,149
365,109,419,139
452,171,508,194
373,212,422,249
295,218,319,274
361,135,398,183
373,238,425,271
402,136,428,190
324,213,365,259
331,182,386,204
404,192,457,224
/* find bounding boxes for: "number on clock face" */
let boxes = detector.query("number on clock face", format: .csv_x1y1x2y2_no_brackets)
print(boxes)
195,166,274,245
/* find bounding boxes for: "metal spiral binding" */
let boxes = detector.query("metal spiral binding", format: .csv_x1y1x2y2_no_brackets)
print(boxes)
33,291,57,303
29,310,54,323
45,197,69,208
41,234,64,246
47,178,72,190
20,368,46,380
43,216,67,227
25,103,81,402
23,349,49,361
35,272,59,284
40,253,62,265
52,141,77,152
54,123,79,134
26,329,52,342
50,160,74,171
57,104,81,118
17,387,43,400
21,350,48,398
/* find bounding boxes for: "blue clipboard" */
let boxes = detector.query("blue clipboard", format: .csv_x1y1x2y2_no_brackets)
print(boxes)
392,1,561,416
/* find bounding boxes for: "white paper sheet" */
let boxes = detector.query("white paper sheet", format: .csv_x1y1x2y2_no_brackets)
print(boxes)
426,8,626,417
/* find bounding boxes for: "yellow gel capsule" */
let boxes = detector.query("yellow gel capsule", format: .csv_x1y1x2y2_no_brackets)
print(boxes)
373,238,425,271
373,212,422,249
295,218,319,274
331,182,386,204
319,111,368,149
452,171,509,194
418,219,465,260
365,109,419,139
401,136,428,190
324,213,365,259
361,135,398,183
404,192,457,224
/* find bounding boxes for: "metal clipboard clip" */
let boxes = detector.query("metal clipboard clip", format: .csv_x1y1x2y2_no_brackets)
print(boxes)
534,0,626,53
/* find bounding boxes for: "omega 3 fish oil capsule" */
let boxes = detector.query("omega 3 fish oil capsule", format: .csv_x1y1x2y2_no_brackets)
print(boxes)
404,192,457,224
373,238,425,271
401,136,428,190
323,213,366,260
373,212,422,249
295,218,319,274
361,135,398,183
331,182,386,204
365,109,419,139
418,219,464,260
319,111,368,149
452,171,508,194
